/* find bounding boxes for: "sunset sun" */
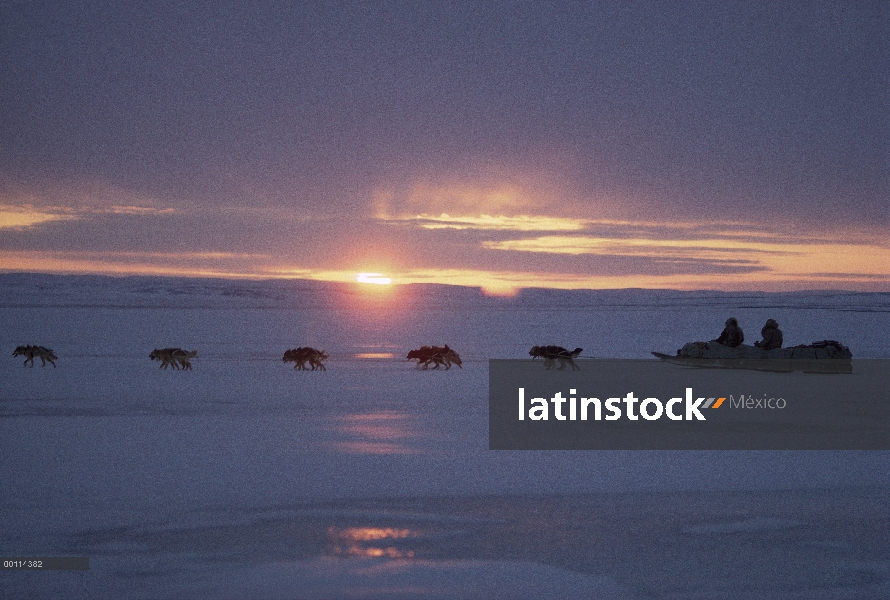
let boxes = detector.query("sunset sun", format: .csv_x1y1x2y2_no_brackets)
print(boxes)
356,272,392,285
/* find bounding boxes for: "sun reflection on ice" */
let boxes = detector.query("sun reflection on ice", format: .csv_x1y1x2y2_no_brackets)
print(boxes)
354,352,396,359
328,526,417,558
328,411,422,455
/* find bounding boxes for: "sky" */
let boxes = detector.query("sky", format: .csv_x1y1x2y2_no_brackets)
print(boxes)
1,1,888,294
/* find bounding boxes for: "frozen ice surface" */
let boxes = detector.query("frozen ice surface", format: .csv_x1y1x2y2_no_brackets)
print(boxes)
56,558,637,600
1,275,887,598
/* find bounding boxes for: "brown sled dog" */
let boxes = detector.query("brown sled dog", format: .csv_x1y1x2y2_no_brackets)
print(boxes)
407,345,462,370
150,348,198,370
283,347,328,371
13,345,58,367
529,345,583,370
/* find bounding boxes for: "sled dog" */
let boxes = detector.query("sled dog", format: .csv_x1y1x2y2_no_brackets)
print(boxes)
13,345,57,367
283,347,328,371
529,345,583,370
150,348,197,370
407,345,462,370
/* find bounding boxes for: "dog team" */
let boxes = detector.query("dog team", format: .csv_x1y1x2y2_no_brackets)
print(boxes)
11,343,587,372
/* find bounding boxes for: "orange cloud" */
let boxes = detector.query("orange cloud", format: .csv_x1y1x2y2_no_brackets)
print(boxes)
386,213,589,231
0,202,174,231
0,250,270,279
373,182,536,219
0,180,177,229
481,234,890,278
0,205,76,229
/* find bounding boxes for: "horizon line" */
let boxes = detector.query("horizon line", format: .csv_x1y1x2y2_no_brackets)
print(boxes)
2,269,886,296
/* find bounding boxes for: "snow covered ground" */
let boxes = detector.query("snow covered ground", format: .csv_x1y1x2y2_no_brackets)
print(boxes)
1,274,887,598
